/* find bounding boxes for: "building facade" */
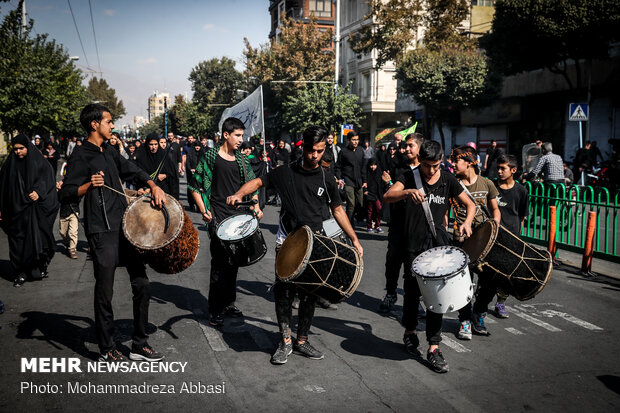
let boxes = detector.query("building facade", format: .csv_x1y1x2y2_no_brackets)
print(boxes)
147,92,171,122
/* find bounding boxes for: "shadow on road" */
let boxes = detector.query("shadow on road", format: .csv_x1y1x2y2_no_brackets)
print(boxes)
597,375,620,396
0,259,14,281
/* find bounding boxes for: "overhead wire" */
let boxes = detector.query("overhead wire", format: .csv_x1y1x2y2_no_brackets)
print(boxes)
67,0,91,69
88,0,102,76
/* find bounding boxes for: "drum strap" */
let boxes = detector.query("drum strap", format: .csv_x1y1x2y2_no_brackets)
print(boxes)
413,167,437,239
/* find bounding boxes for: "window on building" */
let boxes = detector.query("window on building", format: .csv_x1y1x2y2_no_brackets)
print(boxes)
363,73,371,98
309,0,331,18
349,78,356,94
472,0,494,6
348,0,356,23
277,1,285,25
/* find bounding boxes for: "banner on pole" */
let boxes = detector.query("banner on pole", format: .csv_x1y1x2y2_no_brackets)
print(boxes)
218,86,264,139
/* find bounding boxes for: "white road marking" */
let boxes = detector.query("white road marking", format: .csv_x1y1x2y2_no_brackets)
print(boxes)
508,305,562,332
440,334,472,353
538,310,604,331
504,327,524,336
193,308,228,352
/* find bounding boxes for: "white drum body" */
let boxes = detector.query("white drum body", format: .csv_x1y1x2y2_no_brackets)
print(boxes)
412,246,473,314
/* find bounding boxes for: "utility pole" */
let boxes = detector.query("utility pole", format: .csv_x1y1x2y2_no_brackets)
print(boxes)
334,0,340,94
21,0,27,38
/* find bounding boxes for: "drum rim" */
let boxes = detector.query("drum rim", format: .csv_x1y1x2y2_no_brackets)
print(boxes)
462,219,499,265
215,213,259,241
411,246,470,279
276,226,314,281
122,194,184,250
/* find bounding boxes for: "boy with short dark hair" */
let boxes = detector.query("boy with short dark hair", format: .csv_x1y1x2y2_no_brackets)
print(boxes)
492,154,528,317
384,140,475,373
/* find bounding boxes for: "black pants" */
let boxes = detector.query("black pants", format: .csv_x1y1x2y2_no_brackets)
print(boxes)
88,231,150,353
208,223,239,316
402,254,443,345
384,235,406,296
273,245,317,339
457,268,500,320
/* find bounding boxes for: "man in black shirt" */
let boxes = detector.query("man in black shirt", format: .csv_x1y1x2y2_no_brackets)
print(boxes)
336,131,366,224
227,126,363,365
189,118,260,327
61,104,167,362
384,141,474,374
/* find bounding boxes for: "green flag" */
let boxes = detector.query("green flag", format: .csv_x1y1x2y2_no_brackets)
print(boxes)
396,122,418,140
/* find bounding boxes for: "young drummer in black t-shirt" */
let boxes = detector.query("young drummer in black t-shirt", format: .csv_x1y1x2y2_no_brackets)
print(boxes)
227,126,363,365
189,118,261,327
384,141,475,373
492,154,528,318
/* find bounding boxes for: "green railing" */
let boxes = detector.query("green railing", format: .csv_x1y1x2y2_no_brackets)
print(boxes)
522,182,620,262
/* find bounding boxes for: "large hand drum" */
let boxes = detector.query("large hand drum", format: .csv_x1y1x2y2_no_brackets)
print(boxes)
276,226,363,304
412,246,474,314
461,220,553,301
123,194,200,274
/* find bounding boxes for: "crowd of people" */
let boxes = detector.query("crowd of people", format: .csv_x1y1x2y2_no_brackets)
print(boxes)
1,105,611,374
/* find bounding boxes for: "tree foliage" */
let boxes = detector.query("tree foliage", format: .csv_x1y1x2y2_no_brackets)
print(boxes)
282,83,364,135
138,114,164,137
169,100,213,137
396,47,494,149
189,57,243,109
0,4,88,137
86,77,126,120
349,0,424,68
424,0,472,50
482,0,620,90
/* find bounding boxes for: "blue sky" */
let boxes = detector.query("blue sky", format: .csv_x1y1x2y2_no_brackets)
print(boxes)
0,0,271,126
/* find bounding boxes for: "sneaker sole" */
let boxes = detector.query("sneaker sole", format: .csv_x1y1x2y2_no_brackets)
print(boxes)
271,348,292,365
129,352,164,362
293,350,324,360
429,364,450,373
457,334,472,340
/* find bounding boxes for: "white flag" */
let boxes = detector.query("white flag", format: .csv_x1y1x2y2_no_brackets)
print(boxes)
218,85,264,139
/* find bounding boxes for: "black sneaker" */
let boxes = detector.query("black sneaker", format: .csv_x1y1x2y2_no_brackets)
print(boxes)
13,274,26,287
427,348,449,373
293,340,324,360
317,297,338,310
403,332,420,356
129,343,164,361
271,340,293,365
99,348,127,362
209,314,224,327
472,312,490,336
222,305,243,317
379,293,397,313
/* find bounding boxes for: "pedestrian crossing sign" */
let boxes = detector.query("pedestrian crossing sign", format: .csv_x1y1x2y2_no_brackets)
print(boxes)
569,103,588,121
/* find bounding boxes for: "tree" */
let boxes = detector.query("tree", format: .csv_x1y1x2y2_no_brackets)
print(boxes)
0,4,89,138
169,100,213,137
396,46,493,149
349,0,424,68
138,114,164,137
189,57,243,109
482,0,620,91
86,77,126,120
282,83,364,135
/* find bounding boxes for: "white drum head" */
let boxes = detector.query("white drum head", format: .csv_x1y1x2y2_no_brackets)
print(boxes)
216,214,258,241
412,246,469,278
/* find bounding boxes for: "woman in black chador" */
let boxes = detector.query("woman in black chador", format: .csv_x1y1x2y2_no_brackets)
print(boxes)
135,134,177,196
0,134,60,287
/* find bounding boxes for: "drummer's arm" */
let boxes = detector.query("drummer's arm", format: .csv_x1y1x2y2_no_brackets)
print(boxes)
332,205,363,257
488,197,501,226
383,181,407,203
456,191,475,237
226,177,264,206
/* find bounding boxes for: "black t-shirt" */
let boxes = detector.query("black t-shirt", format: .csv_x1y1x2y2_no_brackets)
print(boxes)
211,155,241,221
495,181,528,235
396,169,463,254
261,161,341,233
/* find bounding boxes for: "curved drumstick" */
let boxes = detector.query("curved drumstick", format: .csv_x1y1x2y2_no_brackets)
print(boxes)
143,196,170,233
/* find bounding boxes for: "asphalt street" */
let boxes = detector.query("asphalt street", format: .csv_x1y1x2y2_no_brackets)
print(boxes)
1,180,620,412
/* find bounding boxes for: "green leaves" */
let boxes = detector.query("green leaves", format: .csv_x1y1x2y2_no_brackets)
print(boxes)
0,7,88,137
282,83,364,134
86,77,126,120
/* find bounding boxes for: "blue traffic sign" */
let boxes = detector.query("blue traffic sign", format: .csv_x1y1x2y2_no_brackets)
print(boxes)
569,103,588,121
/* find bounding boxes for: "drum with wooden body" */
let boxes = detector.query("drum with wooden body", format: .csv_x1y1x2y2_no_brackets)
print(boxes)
215,213,267,267
122,194,199,274
412,246,474,314
276,226,363,304
461,220,553,301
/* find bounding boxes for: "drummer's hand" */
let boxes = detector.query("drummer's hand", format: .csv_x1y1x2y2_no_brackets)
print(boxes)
150,186,166,208
352,239,364,257
201,209,212,223
91,171,104,187
226,194,243,207
459,221,473,238
137,187,145,195
252,207,263,220
381,171,391,184
408,189,425,204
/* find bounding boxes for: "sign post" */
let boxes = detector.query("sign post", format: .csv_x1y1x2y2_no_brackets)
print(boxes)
569,103,589,185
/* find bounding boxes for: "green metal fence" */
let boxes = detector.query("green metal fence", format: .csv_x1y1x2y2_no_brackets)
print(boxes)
522,182,620,262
